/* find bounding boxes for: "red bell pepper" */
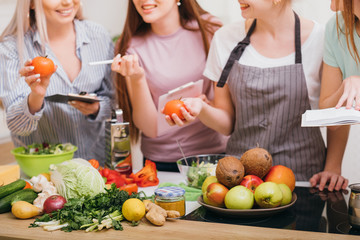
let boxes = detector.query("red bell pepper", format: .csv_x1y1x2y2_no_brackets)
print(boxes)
125,177,134,184
99,168,126,188
120,183,138,195
132,160,159,187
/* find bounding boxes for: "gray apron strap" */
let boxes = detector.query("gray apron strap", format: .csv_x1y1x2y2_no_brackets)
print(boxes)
217,12,301,88
216,19,256,87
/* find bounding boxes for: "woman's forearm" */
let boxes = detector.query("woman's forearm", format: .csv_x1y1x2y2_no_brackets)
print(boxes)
324,125,350,174
127,76,158,138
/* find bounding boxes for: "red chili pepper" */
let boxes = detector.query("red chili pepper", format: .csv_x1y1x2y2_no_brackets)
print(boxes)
133,160,159,187
119,183,138,195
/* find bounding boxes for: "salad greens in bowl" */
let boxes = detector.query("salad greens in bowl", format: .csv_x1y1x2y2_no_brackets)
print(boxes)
177,154,225,189
11,142,77,177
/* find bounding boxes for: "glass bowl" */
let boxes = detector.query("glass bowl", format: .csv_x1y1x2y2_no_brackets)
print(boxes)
176,154,226,189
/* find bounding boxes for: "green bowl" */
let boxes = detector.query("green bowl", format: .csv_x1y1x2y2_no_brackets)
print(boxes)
11,146,78,177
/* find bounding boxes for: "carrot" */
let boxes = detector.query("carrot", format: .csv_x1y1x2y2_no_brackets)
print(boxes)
23,181,33,189
88,159,100,169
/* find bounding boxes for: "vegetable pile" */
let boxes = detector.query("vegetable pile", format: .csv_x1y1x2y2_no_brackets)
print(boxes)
30,184,143,232
0,179,38,215
0,157,177,232
99,159,159,191
20,142,75,155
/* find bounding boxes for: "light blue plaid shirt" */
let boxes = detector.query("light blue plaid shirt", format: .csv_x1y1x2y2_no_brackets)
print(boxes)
0,19,115,163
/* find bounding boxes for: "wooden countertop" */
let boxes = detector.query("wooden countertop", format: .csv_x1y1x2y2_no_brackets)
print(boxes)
0,212,359,240
0,162,357,239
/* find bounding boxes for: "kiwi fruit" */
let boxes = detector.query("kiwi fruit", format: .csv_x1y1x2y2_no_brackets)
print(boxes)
216,156,245,188
240,147,273,179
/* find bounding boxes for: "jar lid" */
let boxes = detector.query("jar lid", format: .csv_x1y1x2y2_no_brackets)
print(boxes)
155,186,185,198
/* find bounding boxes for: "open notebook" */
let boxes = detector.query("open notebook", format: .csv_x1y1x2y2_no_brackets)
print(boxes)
301,107,360,127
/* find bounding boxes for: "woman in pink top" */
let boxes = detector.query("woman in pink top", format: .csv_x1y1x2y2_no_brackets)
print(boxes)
111,0,226,171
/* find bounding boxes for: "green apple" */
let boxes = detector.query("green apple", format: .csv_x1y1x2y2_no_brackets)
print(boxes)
254,182,283,208
202,176,218,193
224,185,254,209
278,183,292,206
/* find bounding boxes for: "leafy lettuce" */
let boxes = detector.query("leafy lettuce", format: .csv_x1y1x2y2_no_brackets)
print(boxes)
50,158,105,200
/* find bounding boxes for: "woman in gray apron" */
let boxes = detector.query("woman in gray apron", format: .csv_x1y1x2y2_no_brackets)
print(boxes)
168,1,348,191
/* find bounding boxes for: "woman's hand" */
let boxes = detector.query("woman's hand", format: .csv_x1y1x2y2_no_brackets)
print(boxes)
163,97,204,126
19,59,57,97
335,75,360,110
19,59,57,114
309,171,348,192
69,101,100,116
111,54,145,82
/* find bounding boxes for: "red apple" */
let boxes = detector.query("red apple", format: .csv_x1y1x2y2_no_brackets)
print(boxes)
205,182,229,207
240,175,263,193
264,165,296,192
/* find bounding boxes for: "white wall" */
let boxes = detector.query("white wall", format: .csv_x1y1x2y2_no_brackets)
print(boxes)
0,0,359,183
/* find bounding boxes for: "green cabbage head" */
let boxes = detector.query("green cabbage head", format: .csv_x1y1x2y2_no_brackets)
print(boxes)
50,158,105,200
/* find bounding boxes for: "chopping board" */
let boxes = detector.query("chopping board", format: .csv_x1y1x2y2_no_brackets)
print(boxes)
0,212,358,240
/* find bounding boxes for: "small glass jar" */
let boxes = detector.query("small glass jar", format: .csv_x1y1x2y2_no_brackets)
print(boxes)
154,186,186,217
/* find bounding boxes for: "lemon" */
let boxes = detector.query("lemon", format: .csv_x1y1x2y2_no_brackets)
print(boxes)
122,198,146,222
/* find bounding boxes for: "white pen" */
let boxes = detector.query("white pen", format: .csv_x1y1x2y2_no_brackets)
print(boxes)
88,54,122,66
88,59,115,66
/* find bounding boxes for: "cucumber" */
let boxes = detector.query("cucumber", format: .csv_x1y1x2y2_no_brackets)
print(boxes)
0,188,38,213
0,179,26,199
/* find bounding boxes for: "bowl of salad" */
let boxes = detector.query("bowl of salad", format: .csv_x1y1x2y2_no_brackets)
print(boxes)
176,154,225,189
11,142,77,177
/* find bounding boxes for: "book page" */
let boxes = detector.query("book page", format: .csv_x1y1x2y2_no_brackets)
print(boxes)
301,107,360,127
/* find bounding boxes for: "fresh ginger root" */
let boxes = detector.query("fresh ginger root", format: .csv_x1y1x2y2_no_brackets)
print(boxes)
143,200,180,226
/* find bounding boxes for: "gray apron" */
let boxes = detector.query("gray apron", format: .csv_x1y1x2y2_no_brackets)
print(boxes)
217,13,325,181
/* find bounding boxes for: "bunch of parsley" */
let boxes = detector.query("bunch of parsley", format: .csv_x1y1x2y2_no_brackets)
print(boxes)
30,184,145,232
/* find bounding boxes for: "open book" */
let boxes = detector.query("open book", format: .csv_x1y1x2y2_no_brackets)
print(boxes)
301,107,360,127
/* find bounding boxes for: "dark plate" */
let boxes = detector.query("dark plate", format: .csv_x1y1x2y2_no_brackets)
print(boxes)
197,192,297,218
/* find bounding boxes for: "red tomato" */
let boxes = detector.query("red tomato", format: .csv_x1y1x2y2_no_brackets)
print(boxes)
31,56,55,77
163,99,187,120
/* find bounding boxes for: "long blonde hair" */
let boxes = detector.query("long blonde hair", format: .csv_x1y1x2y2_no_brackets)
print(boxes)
0,0,84,64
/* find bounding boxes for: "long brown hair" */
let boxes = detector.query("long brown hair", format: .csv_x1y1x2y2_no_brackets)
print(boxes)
115,0,222,143
337,0,360,64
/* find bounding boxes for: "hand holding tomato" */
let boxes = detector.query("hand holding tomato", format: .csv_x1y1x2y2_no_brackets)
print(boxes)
163,98,203,126
163,99,187,120
19,57,57,96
